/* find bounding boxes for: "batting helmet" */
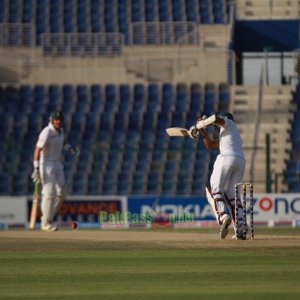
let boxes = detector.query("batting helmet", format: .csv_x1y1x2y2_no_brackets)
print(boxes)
217,112,234,121
50,111,64,121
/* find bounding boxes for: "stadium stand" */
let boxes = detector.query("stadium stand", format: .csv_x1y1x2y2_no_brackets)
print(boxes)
0,81,228,196
0,0,299,196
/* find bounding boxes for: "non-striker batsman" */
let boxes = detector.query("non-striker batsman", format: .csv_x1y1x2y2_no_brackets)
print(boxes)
31,111,79,231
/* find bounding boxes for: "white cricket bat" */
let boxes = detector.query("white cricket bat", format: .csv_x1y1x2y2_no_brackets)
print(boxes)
166,127,190,137
29,182,40,230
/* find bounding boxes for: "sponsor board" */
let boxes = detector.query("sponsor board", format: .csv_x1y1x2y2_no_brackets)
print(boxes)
253,194,300,222
27,195,127,224
128,194,300,225
0,196,27,225
127,196,215,225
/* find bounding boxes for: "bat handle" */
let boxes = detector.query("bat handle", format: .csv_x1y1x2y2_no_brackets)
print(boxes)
34,182,40,194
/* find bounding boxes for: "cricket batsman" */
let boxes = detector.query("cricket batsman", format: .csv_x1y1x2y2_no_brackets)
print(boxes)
188,112,247,239
31,111,79,231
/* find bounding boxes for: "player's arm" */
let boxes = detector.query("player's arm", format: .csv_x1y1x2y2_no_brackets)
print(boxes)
201,128,219,149
31,146,42,183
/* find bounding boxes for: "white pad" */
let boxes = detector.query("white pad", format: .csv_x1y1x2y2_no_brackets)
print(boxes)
205,187,221,225
196,114,216,130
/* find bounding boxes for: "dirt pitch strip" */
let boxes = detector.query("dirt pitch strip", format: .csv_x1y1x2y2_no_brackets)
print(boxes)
1,229,300,251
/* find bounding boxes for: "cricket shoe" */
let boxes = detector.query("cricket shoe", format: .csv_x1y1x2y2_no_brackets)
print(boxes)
220,215,232,239
41,224,58,232
232,223,248,240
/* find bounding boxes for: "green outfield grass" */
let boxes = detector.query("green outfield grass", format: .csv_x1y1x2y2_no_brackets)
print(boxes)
0,228,299,300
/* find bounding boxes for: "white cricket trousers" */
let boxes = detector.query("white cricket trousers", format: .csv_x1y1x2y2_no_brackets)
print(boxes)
40,161,65,226
210,154,246,199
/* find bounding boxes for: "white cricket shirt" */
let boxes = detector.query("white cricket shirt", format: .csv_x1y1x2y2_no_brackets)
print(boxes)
219,119,244,158
36,122,65,163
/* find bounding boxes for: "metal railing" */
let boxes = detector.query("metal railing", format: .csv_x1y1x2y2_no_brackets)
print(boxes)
40,32,124,57
0,23,35,47
129,22,199,45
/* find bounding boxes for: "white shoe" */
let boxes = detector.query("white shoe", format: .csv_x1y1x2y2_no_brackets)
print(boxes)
41,224,58,232
220,215,232,239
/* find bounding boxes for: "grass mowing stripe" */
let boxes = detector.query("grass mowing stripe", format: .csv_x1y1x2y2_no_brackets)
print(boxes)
0,249,300,299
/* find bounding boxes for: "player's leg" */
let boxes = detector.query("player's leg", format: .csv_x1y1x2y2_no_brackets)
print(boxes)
225,157,246,239
40,164,57,231
209,155,232,239
52,163,66,220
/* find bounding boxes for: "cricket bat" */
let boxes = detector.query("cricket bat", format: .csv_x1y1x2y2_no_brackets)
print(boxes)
29,182,40,230
166,127,190,137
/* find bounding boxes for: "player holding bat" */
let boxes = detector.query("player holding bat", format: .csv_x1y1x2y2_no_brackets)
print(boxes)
167,112,246,239
31,111,79,231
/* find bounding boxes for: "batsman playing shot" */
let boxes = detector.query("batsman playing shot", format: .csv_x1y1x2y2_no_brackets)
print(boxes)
188,112,247,240
31,111,79,232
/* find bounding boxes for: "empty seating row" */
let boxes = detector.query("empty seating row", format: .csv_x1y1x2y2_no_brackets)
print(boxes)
0,82,230,115
0,0,231,46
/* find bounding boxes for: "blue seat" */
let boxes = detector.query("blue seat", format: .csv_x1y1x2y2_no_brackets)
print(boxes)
147,83,160,112
0,1,5,23
158,0,170,21
131,0,143,22
8,0,19,23
49,0,60,33
104,0,116,32
5,87,20,113
142,112,157,131
85,112,100,131
168,137,183,151
48,85,60,111
118,84,131,112
171,112,186,128
176,83,189,112
190,83,203,111
27,112,43,132
204,83,217,115
90,84,103,113
22,0,33,23
113,112,128,132
91,1,101,32
104,84,117,112
185,111,201,128
125,130,140,149
76,85,89,113
110,130,125,150
133,84,146,112
185,0,198,22
128,112,142,131
71,112,85,132
145,0,156,22
157,112,171,130
218,83,231,111
77,0,88,32
36,0,47,43
121,150,136,173
62,84,74,114
117,178,131,194
32,85,47,113
63,0,74,32
162,83,174,111
99,111,113,132
0,172,11,195
172,0,184,22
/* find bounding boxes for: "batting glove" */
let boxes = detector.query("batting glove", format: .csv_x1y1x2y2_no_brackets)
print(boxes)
31,161,40,183
65,144,80,157
70,146,80,158
188,125,200,139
